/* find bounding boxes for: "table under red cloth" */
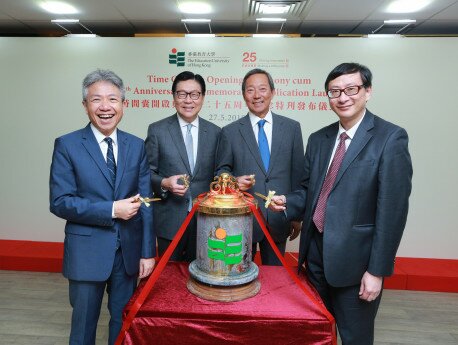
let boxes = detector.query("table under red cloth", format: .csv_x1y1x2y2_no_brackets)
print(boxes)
122,262,334,345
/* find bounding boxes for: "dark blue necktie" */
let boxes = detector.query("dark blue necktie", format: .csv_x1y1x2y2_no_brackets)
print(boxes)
104,137,116,185
257,119,270,171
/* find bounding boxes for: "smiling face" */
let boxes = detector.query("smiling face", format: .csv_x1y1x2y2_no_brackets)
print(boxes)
243,73,274,118
327,72,372,130
83,81,124,136
173,79,204,123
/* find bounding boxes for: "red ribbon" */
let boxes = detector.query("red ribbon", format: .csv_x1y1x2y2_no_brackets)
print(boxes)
115,190,336,345
248,203,337,345
114,199,201,345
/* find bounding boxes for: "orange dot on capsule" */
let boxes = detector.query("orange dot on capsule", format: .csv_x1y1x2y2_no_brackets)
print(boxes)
215,228,227,240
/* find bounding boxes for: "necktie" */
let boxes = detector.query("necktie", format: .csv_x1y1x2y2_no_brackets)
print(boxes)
313,132,349,232
104,137,116,186
257,119,270,171
185,124,194,173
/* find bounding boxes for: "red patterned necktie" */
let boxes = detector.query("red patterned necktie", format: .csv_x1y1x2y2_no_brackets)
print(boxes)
312,132,349,232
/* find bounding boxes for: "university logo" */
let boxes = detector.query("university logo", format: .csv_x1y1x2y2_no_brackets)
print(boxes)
169,48,185,66
207,227,242,265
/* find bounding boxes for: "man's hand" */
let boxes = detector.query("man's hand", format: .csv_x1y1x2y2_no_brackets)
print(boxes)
359,271,383,302
236,175,255,191
114,194,141,220
269,195,287,212
161,175,188,196
289,220,302,241
138,258,155,279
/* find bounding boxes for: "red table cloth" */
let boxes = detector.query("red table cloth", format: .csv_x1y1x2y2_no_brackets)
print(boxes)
122,262,334,345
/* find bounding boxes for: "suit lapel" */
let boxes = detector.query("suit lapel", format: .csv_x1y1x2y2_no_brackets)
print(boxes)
168,115,192,174
115,129,129,192
81,124,113,187
268,114,285,177
333,112,374,188
238,115,266,174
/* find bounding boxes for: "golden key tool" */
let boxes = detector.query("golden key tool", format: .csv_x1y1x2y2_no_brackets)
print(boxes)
178,174,190,188
254,191,276,209
136,196,161,207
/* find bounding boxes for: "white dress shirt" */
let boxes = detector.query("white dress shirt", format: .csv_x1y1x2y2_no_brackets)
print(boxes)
90,124,118,217
90,123,118,164
327,111,366,171
249,111,273,152
177,114,199,165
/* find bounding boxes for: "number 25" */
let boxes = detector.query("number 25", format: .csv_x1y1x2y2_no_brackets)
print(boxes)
242,52,256,62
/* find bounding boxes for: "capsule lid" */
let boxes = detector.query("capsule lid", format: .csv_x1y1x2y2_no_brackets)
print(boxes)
196,173,257,215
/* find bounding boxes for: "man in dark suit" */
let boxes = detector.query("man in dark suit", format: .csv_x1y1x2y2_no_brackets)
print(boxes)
215,68,304,265
270,63,412,344
50,69,156,345
145,71,220,261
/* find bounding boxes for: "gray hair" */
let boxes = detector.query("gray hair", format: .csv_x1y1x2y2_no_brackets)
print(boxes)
82,69,125,101
241,68,275,93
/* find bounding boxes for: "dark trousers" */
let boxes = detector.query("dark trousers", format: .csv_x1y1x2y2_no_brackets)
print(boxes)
306,228,382,345
68,248,137,345
252,236,287,266
157,216,197,262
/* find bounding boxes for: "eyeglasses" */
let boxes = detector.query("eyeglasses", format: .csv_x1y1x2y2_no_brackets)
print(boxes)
174,91,202,100
327,85,365,99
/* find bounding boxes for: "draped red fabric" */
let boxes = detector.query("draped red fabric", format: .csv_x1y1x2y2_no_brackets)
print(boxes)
117,190,337,345
123,262,335,345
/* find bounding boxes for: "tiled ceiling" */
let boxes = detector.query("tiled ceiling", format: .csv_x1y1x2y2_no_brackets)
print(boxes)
0,0,457,37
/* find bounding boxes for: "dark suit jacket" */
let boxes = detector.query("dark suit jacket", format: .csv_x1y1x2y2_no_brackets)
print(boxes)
145,114,221,240
287,111,412,287
50,124,155,281
216,113,304,243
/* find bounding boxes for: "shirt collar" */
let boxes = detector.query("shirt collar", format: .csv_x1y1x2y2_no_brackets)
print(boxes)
90,123,118,145
338,110,366,140
249,110,273,128
177,114,199,128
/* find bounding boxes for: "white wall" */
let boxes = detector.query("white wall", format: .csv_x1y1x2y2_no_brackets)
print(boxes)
0,37,456,259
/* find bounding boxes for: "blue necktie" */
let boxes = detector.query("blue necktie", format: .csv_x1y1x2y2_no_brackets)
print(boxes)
257,119,270,171
104,137,116,186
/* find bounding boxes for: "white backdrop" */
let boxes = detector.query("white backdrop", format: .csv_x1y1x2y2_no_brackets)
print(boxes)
0,37,456,259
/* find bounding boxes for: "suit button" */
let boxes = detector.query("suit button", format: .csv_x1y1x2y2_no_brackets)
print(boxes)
265,178,269,183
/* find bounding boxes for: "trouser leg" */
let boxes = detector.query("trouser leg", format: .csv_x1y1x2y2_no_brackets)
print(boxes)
157,216,197,262
252,237,286,266
306,228,382,345
106,248,137,345
68,279,105,345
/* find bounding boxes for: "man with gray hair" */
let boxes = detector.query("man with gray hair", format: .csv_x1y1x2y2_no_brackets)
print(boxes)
50,69,156,344
215,68,304,265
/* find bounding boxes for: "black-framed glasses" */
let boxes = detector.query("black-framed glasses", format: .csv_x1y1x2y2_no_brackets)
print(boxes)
174,91,202,100
327,85,365,99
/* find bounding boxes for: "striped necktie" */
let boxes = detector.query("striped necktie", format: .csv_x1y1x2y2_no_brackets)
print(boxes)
104,137,116,186
312,132,349,232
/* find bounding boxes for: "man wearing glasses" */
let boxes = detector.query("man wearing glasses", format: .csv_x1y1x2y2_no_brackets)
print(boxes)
270,63,412,344
145,71,220,261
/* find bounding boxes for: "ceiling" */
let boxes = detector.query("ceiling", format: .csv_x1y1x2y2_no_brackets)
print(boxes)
1,0,458,37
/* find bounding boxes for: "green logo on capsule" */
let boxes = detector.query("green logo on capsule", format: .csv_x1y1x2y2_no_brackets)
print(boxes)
207,227,242,265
